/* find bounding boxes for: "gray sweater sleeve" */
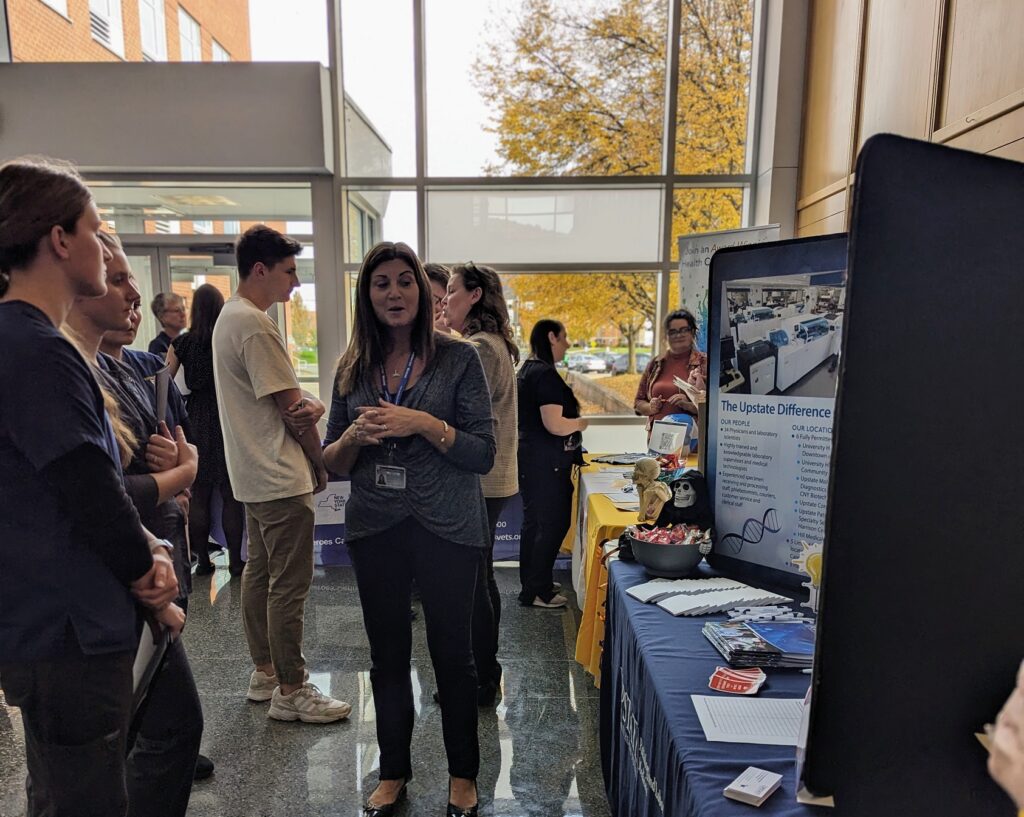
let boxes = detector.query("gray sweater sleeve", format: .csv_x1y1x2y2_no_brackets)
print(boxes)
446,344,496,475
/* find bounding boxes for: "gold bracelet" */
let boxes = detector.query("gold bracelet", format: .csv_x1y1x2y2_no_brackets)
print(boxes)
440,420,449,445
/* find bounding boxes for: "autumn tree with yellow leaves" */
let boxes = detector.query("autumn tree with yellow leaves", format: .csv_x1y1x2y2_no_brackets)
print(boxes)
475,0,751,371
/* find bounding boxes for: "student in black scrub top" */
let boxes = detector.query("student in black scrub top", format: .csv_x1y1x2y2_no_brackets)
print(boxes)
0,157,179,817
516,319,589,609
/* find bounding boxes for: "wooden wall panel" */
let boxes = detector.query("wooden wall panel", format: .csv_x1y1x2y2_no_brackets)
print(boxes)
856,0,941,149
797,211,847,238
797,189,848,229
943,105,1024,155
940,0,1024,127
797,0,863,200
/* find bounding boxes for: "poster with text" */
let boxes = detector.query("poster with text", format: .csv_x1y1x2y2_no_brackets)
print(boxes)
712,269,845,573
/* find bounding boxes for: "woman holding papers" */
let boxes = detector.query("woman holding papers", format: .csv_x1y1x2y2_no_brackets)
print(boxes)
633,308,708,437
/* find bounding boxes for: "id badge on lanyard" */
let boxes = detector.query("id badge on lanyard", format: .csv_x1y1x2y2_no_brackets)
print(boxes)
375,352,415,491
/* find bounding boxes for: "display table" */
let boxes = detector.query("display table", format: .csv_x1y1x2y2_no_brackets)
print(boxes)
573,456,698,686
600,558,828,817
571,463,638,686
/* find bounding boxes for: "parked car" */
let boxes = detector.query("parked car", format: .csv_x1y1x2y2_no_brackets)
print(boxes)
566,352,609,374
610,352,651,375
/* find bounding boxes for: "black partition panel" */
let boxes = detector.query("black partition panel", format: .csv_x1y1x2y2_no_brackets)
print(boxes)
803,134,1024,813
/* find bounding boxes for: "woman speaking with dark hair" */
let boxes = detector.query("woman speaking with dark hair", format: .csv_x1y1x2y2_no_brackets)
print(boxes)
516,319,588,609
167,284,246,576
322,241,495,817
443,262,518,705
634,308,708,436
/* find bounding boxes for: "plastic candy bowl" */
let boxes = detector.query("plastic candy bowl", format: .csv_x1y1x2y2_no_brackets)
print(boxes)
628,533,706,578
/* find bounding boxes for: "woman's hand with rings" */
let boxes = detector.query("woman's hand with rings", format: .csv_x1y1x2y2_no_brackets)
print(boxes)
146,421,179,472
348,409,387,447
363,399,426,439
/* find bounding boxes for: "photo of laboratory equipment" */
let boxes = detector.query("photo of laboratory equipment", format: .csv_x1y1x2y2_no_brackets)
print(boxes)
722,274,845,398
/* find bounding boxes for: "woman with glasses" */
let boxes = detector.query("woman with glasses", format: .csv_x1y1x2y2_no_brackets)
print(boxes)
634,308,708,437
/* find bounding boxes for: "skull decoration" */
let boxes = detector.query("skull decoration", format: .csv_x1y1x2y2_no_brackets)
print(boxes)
673,479,697,509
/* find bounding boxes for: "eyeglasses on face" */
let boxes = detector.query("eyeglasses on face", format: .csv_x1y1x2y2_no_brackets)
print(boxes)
666,326,692,337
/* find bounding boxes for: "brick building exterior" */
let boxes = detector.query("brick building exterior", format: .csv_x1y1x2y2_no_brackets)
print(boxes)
8,0,250,63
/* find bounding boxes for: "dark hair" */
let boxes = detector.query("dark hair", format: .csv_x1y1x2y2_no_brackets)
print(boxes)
150,291,184,322
236,224,302,279
664,308,698,334
335,241,436,395
527,318,565,366
0,157,93,282
188,284,224,346
449,262,519,363
424,263,451,288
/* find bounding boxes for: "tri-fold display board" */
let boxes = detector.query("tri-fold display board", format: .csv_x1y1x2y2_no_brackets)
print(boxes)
800,135,1024,812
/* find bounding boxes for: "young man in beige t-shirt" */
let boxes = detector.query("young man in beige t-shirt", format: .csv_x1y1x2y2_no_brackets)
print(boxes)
213,225,350,724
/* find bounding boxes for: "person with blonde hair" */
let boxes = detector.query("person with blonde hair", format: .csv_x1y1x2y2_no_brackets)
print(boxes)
66,232,204,816
0,157,178,816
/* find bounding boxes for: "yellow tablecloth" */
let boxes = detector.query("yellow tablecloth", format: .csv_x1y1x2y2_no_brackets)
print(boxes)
571,461,639,688
572,455,697,687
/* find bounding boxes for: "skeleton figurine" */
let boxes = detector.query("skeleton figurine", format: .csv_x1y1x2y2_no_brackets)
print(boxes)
655,470,715,553
631,457,672,523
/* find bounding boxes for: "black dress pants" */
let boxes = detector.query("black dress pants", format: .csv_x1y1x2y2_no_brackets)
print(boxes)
517,452,575,604
348,519,480,781
0,646,134,817
471,497,509,693
126,637,203,817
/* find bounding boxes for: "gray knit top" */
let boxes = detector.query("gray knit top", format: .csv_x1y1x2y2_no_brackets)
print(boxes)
324,334,496,548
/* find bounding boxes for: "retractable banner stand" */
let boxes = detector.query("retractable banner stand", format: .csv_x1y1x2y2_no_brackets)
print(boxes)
802,135,1024,814
678,224,780,352
704,235,848,589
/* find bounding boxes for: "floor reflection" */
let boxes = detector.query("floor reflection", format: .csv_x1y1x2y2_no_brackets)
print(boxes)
0,564,609,817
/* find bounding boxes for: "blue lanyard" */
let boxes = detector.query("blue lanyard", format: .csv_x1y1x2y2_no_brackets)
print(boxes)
380,352,416,406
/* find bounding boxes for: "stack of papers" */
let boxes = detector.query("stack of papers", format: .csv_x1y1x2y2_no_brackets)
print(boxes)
626,578,791,616
703,619,815,668
626,577,746,603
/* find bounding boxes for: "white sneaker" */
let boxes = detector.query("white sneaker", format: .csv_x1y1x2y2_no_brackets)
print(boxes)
268,683,352,723
247,669,279,702
532,594,568,609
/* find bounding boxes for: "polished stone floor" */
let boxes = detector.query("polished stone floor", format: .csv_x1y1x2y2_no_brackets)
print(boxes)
0,558,610,817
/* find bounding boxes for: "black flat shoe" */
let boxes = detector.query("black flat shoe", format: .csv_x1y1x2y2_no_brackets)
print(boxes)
364,781,407,817
195,561,215,576
228,561,246,578
193,753,214,780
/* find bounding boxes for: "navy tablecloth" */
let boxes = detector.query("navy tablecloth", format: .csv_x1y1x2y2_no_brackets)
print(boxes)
600,558,829,817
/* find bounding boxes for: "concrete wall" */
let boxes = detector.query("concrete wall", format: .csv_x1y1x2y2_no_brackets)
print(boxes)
0,62,332,173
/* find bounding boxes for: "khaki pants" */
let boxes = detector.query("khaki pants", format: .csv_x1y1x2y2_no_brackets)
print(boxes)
241,493,314,685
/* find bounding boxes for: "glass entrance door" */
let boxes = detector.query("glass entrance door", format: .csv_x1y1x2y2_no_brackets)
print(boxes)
122,243,320,398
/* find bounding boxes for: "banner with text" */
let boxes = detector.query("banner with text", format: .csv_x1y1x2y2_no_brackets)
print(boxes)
678,224,780,352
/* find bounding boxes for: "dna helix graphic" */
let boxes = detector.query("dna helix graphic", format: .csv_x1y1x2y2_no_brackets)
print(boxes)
719,507,781,555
